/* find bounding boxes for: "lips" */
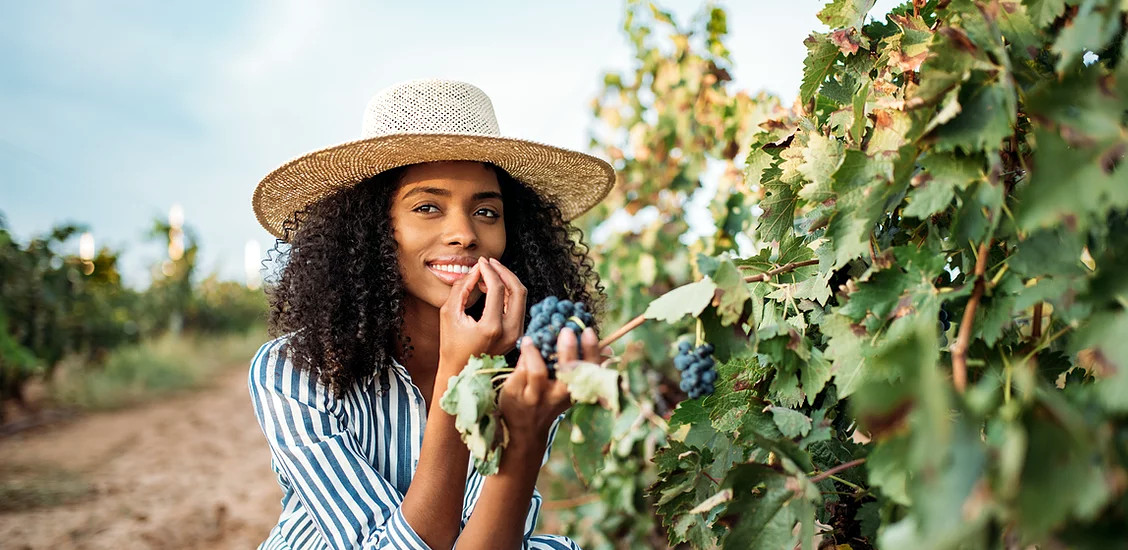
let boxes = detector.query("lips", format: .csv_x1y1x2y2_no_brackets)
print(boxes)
426,256,480,285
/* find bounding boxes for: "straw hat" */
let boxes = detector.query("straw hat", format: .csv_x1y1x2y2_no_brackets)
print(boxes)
252,79,616,239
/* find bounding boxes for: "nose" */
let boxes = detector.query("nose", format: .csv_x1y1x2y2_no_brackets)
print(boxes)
441,211,478,249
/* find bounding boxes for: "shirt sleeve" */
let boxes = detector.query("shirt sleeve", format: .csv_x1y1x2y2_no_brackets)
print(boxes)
460,414,565,549
248,338,431,550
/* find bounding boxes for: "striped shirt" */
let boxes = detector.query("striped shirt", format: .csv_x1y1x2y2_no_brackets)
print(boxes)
248,336,581,550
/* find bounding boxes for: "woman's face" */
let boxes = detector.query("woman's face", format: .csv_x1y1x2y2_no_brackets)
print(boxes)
390,161,507,310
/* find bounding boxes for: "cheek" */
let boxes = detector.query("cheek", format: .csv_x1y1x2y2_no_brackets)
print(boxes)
391,220,421,272
487,223,507,258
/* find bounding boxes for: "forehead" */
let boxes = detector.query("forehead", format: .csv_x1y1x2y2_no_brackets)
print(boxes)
397,161,500,195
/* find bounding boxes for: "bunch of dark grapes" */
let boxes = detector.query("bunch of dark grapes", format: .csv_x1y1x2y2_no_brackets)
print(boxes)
675,341,717,399
524,296,595,378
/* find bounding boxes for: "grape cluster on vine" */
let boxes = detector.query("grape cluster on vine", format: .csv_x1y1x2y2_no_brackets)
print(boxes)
939,306,952,347
675,341,716,399
524,296,595,378
939,306,952,332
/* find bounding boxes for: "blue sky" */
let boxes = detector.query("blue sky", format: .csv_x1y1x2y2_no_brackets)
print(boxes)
1,0,899,287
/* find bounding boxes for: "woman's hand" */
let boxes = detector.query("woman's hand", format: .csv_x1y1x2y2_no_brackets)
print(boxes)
438,257,527,374
499,326,601,447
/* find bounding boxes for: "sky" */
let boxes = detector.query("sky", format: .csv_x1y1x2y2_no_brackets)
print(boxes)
1,0,901,287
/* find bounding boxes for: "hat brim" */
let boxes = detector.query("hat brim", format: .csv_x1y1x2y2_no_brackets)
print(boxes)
252,133,616,239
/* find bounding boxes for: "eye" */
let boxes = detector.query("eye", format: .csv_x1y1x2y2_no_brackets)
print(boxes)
413,204,439,214
475,207,500,219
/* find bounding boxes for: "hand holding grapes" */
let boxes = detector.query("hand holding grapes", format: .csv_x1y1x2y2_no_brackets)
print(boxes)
500,326,600,444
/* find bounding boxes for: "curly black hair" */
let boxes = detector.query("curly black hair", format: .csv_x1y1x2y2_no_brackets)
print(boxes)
263,164,604,396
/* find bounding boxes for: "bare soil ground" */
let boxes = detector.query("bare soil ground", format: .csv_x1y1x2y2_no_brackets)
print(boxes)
0,365,280,549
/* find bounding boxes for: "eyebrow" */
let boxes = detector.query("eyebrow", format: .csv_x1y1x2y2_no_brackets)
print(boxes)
401,186,503,201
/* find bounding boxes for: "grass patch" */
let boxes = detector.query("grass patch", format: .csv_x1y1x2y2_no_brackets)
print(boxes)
51,326,268,410
0,462,93,512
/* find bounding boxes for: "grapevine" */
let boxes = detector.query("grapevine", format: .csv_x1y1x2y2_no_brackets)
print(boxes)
451,1,1128,547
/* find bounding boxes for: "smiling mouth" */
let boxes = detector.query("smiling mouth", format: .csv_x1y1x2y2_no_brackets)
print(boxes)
426,260,477,284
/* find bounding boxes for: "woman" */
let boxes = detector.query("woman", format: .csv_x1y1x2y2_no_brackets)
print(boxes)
248,80,614,549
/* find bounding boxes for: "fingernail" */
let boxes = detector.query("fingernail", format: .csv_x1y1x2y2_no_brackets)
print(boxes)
522,336,533,347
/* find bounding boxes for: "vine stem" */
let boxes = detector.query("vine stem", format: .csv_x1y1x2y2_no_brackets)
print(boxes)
476,368,514,376
598,259,820,349
739,259,820,283
951,240,991,393
809,458,867,484
1031,302,1043,340
598,313,647,349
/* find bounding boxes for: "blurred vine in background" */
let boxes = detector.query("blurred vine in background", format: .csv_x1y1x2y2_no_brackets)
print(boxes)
544,1,783,547
545,0,1128,548
0,214,265,418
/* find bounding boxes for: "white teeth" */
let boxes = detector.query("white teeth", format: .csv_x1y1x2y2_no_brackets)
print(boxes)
432,264,470,274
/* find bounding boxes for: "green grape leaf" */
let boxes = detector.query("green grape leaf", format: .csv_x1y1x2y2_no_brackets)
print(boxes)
737,233,818,284
1026,66,1125,143
930,79,1016,154
439,354,511,475
720,464,800,550
800,348,833,405
824,147,914,269
850,81,870,144
867,436,912,505
818,0,877,30
768,406,813,438
650,441,726,548
1050,0,1121,73
669,396,710,429
1023,0,1068,27
801,33,841,104
1016,391,1114,539
1014,128,1128,232
644,277,719,323
798,133,846,202
712,259,752,326
1071,310,1128,411
904,152,984,219
757,162,799,243
866,108,913,154
823,314,870,398
568,403,613,484
557,361,621,414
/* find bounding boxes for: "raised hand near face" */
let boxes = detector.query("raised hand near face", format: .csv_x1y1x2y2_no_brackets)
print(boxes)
438,257,527,373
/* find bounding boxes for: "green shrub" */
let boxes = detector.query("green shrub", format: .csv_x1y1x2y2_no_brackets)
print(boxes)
51,326,267,410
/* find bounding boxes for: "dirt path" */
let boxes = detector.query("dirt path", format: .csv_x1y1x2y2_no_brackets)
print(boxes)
0,365,280,549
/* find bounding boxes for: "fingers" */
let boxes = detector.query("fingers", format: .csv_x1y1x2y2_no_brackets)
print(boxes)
478,258,506,325
489,258,527,326
521,336,548,401
556,326,579,364
581,327,599,363
504,358,528,399
549,388,572,414
442,262,482,314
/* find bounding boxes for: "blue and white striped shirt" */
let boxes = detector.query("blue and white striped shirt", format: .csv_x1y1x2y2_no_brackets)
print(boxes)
248,336,581,550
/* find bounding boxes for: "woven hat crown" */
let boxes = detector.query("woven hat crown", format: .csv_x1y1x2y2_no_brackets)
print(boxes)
362,80,501,138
